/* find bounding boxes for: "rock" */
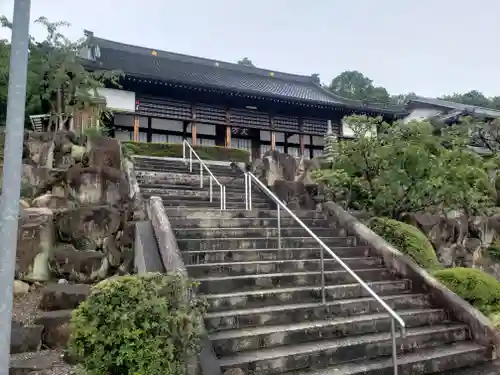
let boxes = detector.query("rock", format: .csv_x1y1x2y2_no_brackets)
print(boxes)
13,280,30,296
272,180,317,210
10,323,43,353
16,208,54,282
39,283,90,311
49,244,106,283
223,369,245,375
19,199,30,209
31,193,52,208
35,310,72,349
70,144,86,162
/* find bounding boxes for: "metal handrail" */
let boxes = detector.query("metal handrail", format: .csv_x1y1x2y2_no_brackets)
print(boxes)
182,140,226,210
244,171,405,375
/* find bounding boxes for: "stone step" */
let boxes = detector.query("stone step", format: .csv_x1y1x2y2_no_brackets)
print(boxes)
170,217,331,229
176,236,356,251
141,193,264,204
186,257,382,277
133,159,239,175
140,182,249,193
173,227,342,240
164,208,326,219
210,308,448,356
218,324,471,374
34,310,72,349
438,360,500,375
203,279,411,311
283,342,490,375
136,171,245,186
9,350,71,375
10,322,43,354
159,199,267,209
40,283,90,311
195,268,391,294
182,247,371,264
139,184,258,199
204,293,433,331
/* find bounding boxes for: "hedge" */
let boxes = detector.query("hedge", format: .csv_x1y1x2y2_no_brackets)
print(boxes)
121,141,250,163
369,217,439,270
433,267,500,316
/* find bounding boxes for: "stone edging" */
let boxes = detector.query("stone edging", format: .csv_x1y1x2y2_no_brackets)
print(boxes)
322,201,500,358
147,196,222,375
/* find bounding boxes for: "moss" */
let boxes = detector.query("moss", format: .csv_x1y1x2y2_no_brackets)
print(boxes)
369,217,439,270
121,141,250,163
433,267,500,316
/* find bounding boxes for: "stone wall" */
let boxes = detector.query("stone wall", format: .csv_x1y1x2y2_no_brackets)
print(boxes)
13,131,136,284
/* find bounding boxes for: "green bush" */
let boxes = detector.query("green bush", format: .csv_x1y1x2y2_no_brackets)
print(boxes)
433,267,500,316
487,240,500,262
69,273,207,375
369,217,439,269
122,141,250,163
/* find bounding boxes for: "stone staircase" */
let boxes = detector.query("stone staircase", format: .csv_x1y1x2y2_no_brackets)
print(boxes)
133,156,497,375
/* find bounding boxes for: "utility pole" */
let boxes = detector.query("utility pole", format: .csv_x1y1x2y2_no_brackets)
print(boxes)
0,1,31,374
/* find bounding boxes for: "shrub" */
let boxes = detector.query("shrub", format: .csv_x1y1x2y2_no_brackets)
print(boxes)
122,141,250,163
369,217,439,269
69,273,207,375
433,267,500,316
487,240,500,262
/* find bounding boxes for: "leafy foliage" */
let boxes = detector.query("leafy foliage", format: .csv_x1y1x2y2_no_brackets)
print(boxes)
313,115,496,218
328,71,391,103
69,273,207,375
237,57,255,67
370,217,439,269
433,267,500,316
0,16,121,131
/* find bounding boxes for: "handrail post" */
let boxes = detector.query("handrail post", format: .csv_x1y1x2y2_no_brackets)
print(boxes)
277,205,281,249
200,163,203,188
320,245,326,304
219,185,223,210
244,173,249,211
182,141,186,162
223,186,226,210
248,176,252,210
209,177,213,202
391,318,398,375
189,149,193,172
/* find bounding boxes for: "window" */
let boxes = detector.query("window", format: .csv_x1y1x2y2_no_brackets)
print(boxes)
288,147,300,157
231,138,252,151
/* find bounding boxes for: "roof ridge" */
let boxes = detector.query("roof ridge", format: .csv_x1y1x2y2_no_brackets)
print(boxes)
90,35,317,84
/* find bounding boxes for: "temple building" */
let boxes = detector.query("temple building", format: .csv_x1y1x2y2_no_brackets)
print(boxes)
80,31,407,159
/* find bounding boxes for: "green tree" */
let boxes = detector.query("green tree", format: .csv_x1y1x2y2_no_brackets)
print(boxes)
313,115,495,218
328,70,391,103
0,16,121,132
0,39,9,125
440,90,491,108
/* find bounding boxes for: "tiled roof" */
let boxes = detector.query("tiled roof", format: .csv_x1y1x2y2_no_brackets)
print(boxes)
408,97,500,118
84,35,404,114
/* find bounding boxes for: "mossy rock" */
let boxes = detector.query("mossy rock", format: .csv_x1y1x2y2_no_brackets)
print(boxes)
433,267,500,316
369,217,439,270
121,141,250,163
487,240,500,262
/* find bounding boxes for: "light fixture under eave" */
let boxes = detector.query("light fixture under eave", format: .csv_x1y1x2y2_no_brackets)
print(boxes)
245,105,257,110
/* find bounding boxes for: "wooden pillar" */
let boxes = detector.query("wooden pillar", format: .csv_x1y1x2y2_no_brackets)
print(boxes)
147,117,152,143
191,105,197,145
133,115,139,142
299,134,305,156
225,109,231,147
270,115,276,150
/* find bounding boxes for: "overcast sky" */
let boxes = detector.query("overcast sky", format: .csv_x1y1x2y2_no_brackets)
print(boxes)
0,0,499,98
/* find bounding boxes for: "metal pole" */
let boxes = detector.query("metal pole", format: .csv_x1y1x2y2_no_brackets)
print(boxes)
0,1,31,374
223,186,226,210
200,163,203,188
189,150,193,172
182,141,186,162
209,177,212,202
248,176,252,210
219,185,223,210
391,318,398,375
244,173,248,210
277,205,281,249
320,245,326,304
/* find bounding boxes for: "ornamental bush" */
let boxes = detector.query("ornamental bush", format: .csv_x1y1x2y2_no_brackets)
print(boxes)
69,273,207,375
433,267,500,316
369,217,439,270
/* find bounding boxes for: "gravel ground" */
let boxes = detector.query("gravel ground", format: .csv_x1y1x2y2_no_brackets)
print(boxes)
10,349,78,375
12,283,43,325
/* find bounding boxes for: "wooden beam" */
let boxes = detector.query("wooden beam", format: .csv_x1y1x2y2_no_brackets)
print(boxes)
191,105,197,145
271,131,276,150
133,115,139,142
225,108,231,147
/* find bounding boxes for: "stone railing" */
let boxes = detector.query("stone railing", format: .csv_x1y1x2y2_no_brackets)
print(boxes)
322,201,500,357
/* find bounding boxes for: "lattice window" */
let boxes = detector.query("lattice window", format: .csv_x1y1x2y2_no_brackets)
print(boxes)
137,97,192,121
274,115,299,132
231,109,269,129
196,105,226,124
302,118,328,135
